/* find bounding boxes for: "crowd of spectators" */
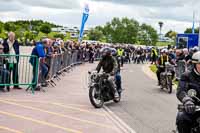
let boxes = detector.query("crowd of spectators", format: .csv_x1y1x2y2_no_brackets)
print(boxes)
0,31,199,92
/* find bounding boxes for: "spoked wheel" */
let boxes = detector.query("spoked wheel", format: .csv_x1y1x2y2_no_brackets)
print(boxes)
89,86,104,108
167,76,172,94
113,92,121,103
160,78,164,90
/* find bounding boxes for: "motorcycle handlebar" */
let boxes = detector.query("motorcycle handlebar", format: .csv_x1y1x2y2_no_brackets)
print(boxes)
178,104,200,112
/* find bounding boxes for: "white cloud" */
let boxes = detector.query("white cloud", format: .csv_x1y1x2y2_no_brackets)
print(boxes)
0,0,199,33
90,0,191,7
0,1,24,12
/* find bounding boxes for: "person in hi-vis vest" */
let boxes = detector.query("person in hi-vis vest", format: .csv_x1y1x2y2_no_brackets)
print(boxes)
117,47,124,67
156,49,175,85
151,47,158,64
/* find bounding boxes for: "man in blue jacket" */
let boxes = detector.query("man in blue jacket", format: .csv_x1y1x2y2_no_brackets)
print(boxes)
30,39,49,89
3,32,21,90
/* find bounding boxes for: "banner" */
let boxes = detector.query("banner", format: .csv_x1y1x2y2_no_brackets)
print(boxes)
79,4,90,42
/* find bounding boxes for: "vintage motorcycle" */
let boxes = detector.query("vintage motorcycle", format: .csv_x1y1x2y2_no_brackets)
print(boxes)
173,89,200,133
88,71,121,108
159,62,175,94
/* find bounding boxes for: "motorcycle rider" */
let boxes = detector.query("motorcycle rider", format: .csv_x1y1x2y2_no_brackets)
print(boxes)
176,51,200,133
117,46,124,67
96,47,122,95
151,47,158,64
156,49,175,85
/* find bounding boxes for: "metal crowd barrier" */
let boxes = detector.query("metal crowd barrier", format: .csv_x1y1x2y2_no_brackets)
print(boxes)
0,54,39,94
0,50,101,93
39,50,80,88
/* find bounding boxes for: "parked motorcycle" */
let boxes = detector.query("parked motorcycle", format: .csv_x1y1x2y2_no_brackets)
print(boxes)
160,62,174,94
88,71,121,108
173,89,200,133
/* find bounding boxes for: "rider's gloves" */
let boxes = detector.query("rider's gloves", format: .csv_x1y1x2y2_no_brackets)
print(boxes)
183,97,195,114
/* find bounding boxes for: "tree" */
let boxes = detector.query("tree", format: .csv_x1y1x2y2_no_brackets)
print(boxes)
165,30,177,39
91,17,158,44
24,31,34,40
165,30,173,37
102,17,140,43
139,24,158,45
40,24,51,34
53,33,64,39
184,28,199,33
0,21,4,33
4,22,16,32
88,28,104,41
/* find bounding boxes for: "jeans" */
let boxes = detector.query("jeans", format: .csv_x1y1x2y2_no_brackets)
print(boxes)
41,63,48,83
115,72,122,93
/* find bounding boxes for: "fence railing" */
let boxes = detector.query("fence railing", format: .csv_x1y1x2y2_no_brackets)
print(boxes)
33,50,84,92
0,54,39,93
0,49,101,94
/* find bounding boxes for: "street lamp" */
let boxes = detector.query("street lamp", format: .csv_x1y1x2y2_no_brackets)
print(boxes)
158,21,164,40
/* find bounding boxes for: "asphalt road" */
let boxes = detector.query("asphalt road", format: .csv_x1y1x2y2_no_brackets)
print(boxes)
106,63,179,133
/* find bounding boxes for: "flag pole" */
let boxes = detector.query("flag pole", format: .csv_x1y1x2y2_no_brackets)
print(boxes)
198,21,200,49
192,11,195,34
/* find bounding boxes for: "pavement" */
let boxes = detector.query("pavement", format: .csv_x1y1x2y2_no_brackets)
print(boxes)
0,63,124,133
106,63,179,133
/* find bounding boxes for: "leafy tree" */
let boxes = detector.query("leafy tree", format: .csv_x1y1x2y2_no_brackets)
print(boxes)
53,33,65,39
0,21,4,33
184,28,199,33
4,22,16,32
165,30,173,37
91,17,158,44
40,24,51,34
35,32,47,41
24,31,34,40
88,28,104,41
102,17,140,43
139,24,158,45
170,31,177,39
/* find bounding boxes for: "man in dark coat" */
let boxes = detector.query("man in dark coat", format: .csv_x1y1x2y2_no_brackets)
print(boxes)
3,32,22,90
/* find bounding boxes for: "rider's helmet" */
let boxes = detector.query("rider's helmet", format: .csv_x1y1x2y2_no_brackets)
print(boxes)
193,46,199,53
192,51,200,75
161,49,168,54
100,47,112,57
192,51,200,64
111,48,117,56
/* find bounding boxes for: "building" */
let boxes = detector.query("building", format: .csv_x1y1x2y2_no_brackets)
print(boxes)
51,27,90,38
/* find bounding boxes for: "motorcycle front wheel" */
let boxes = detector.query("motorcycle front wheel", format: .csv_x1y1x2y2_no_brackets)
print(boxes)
167,76,172,94
89,86,104,108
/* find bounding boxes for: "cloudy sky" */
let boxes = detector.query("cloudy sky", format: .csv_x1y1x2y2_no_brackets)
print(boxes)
0,0,199,33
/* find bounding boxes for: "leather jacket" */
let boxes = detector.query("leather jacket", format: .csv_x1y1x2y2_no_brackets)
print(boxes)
177,68,200,105
96,55,117,74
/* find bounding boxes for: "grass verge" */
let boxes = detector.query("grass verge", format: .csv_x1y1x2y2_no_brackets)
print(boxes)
156,41,175,47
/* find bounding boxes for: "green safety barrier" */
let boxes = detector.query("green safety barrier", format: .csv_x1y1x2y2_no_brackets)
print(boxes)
0,54,39,94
